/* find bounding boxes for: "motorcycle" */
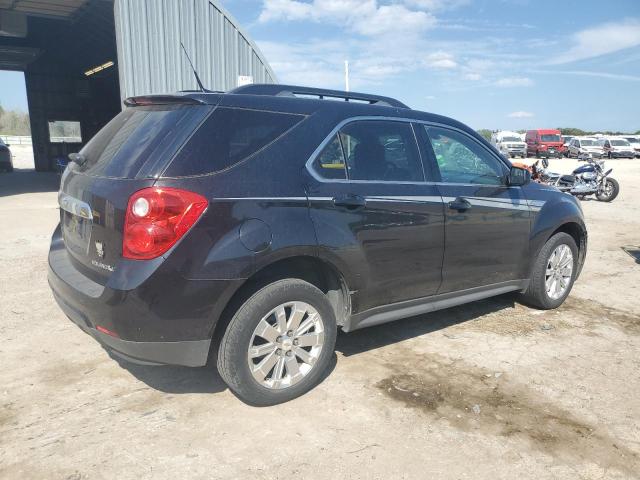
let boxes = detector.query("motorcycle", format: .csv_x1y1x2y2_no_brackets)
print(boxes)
531,154,620,202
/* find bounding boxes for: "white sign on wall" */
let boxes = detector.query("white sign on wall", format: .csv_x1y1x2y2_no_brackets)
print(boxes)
237,75,254,87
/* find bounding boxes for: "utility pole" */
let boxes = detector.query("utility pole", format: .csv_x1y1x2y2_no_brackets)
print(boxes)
344,60,350,92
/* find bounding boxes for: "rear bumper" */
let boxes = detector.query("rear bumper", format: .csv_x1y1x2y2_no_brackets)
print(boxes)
50,288,210,366
47,225,243,367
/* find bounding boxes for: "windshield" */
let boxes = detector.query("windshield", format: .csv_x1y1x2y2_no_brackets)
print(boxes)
501,136,521,142
563,136,573,142
0,138,5,146
611,139,630,146
580,139,597,146
624,137,638,143
541,134,561,142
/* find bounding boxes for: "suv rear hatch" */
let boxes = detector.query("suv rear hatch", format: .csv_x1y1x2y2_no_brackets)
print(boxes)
58,96,214,284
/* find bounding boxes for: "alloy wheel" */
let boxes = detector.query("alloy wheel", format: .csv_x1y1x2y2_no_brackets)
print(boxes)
545,244,574,300
247,301,325,390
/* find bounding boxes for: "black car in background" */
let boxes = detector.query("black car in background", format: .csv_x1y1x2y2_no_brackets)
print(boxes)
48,85,587,405
0,137,13,172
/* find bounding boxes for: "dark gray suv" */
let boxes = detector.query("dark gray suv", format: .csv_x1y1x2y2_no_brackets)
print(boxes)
49,84,587,405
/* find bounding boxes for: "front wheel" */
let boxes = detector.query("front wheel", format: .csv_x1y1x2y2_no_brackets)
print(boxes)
521,232,578,309
217,279,337,406
596,177,619,202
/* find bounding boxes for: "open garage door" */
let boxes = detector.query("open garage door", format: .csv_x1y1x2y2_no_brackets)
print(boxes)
0,0,121,171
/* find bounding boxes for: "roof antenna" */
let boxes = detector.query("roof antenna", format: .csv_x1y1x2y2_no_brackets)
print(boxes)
180,41,207,92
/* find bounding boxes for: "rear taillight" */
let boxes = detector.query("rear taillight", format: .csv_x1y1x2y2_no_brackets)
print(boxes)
123,187,208,260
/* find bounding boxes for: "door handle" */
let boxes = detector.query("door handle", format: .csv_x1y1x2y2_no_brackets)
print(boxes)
448,197,471,211
333,194,366,209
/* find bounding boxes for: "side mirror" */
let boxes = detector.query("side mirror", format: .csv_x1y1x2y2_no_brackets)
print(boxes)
5,144,10,147
508,166,530,186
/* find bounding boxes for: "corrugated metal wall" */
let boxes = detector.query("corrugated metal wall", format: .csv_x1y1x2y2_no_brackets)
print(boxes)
114,0,276,100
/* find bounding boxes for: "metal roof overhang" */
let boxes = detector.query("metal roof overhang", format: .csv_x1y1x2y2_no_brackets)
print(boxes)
0,0,89,20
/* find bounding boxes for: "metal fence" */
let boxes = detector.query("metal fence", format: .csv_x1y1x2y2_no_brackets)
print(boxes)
0,135,33,145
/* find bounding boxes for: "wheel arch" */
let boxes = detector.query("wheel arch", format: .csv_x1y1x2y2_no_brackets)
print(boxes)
210,254,351,353
529,207,587,281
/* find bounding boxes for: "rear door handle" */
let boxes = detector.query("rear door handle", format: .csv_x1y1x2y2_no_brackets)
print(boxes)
333,194,366,209
448,197,471,211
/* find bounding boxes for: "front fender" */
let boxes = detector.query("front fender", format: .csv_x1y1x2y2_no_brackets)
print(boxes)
528,193,587,277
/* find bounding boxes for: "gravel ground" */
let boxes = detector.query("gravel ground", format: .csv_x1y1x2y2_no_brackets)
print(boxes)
1,152,639,480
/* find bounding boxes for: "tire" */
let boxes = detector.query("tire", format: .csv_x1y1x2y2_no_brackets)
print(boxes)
521,232,579,309
217,279,337,406
596,177,619,202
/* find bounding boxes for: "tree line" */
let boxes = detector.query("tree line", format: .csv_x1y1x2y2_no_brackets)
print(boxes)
0,104,31,136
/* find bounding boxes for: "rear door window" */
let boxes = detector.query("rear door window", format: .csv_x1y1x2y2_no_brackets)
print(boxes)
76,105,211,178
339,120,424,182
163,107,305,177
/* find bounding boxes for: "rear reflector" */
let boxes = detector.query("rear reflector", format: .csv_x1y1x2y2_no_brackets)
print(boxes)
123,187,208,260
96,325,119,338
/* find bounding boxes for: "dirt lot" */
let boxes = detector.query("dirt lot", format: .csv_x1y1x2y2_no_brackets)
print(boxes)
1,150,639,480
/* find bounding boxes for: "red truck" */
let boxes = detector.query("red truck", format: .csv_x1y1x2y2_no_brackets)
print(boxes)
525,129,565,158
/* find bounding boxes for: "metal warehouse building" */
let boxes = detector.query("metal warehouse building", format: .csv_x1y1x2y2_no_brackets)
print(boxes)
0,0,276,171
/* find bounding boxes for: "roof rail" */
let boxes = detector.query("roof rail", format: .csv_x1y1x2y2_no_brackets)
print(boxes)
230,84,409,109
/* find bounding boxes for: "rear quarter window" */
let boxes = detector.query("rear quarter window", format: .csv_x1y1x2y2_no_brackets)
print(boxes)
163,107,305,177
75,105,211,178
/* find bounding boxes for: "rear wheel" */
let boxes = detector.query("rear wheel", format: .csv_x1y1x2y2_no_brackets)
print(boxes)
217,279,337,406
522,232,578,309
596,177,619,202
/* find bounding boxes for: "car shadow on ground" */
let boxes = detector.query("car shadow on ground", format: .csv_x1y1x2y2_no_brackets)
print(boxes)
111,356,228,395
113,350,339,402
0,170,60,197
113,294,516,397
336,293,518,357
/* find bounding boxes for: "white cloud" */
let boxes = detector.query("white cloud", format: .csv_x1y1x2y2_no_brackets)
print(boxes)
425,95,436,100
550,18,640,64
508,111,534,118
403,0,470,11
258,0,436,37
464,72,481,80
424,51,457,69
534,69,640,82
495,76,534,87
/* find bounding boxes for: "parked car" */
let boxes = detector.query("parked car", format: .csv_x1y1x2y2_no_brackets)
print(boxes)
0,138,14,172
562,135,574,156
567,137,602,158
48,84,588,405
491,130,527,158
525,129,565,158
622,136,640,158
597,137,635,158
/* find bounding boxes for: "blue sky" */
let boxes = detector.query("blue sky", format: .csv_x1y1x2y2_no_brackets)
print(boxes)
1,0,639,131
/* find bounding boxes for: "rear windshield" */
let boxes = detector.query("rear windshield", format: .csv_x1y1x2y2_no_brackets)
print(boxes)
162,107,305,177
580,139,597,146
75,104,211,178
541,134,561,142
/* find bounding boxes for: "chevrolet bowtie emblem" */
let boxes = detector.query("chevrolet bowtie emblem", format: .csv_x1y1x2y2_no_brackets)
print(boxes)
95,241,104,258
